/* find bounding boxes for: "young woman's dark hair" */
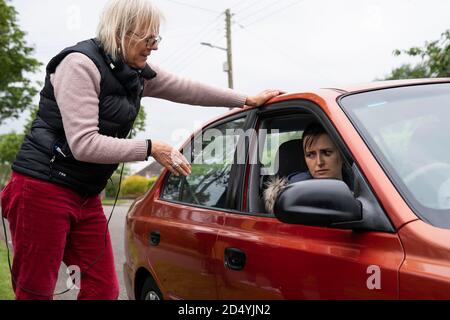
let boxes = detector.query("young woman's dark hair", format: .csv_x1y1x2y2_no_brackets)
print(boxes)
302,122,327,151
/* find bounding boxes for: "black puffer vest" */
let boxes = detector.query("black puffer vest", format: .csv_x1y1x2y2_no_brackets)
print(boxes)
12,39,156,196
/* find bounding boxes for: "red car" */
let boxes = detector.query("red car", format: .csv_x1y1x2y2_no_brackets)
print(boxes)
124,79,450,300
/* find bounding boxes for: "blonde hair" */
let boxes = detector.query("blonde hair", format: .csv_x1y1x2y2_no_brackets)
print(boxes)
96,0,164,61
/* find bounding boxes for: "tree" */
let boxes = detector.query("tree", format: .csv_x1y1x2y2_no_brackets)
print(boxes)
0,131,23,186
22,105,38,134
0,0,41,124
0,105,37,186
106,107,147,196
129,106,147,138
120,175,151,198
384,30,450,80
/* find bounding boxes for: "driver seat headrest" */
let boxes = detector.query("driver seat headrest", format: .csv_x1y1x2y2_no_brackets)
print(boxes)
273,139,307,178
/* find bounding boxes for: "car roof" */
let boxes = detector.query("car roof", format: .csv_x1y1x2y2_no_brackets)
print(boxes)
202,78,450,129
333,77,450,93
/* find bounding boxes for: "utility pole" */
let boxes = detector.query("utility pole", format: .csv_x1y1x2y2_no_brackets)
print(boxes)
201,8,234,89
225,8,234,89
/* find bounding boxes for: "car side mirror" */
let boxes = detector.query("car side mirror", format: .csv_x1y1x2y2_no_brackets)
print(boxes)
274,179,362,228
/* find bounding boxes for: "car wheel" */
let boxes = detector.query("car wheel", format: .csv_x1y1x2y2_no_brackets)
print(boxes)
140,277,163,300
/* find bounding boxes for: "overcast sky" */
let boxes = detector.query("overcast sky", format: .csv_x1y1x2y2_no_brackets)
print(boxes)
1,0,449,172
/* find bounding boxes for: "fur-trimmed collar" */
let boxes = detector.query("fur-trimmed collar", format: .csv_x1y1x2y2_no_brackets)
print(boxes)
263,176,289,213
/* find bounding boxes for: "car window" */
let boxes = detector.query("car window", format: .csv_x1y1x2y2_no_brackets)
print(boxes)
246,113,355,215
161,117,246,209
340,83,450,228
373,115,437,177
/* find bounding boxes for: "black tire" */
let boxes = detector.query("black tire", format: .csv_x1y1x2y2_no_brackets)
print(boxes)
140,276,163,300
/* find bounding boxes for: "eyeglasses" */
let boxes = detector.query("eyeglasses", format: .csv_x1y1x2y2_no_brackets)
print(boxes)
128,32,162,48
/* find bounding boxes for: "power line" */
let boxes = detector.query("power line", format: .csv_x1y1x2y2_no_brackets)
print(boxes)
165,2,307,86
163,24,215,37
236,1,281,24
163,25,223,68
229,0,250,12
165,0,221,14
169,24,225,71
174,32,226,75
243,0,304,28
232,0,269,17
235,21,329,83
175,9,234,89
163,19,222,45
172,31,224,74
159,15,224,66
170,31,224,73
236,22,303,67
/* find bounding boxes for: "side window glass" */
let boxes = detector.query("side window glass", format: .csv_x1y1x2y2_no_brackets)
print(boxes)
161,117,246,209
161,174,182,201
249,115,355,215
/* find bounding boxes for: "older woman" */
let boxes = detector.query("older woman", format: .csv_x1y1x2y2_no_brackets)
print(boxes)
0,0,281,300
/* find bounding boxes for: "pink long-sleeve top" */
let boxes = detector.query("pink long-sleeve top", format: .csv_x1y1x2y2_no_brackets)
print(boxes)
50,52,247,164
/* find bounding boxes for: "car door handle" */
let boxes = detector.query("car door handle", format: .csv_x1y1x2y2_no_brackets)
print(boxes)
149,231,160,246
224,247,246,271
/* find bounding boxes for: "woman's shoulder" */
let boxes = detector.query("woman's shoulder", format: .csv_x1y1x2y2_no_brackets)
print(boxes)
51,52,101,94
57,52,99,73
287,171,312,183
53,52,101,82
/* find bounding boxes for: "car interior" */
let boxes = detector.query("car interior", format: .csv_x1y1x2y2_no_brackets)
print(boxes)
246,113,355,215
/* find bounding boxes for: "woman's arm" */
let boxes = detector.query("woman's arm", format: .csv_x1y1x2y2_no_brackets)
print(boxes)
52,53,148,164
143,63,247,107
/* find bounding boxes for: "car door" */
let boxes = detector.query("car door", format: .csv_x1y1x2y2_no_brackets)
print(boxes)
148,114,248,299
215,102,405,299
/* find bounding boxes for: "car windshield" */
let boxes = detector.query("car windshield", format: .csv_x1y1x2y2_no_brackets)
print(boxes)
339,83,450,229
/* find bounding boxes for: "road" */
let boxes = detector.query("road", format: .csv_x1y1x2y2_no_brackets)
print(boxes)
0,202,132,300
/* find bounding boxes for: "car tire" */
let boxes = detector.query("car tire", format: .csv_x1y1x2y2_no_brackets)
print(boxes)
140,276,163,300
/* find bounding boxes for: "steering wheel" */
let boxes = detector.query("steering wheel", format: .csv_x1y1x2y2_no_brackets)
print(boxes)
404,162,450,185
403,162,450,208
182,177,201,205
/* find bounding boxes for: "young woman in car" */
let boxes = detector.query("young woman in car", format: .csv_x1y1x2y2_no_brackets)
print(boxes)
264,122,346,213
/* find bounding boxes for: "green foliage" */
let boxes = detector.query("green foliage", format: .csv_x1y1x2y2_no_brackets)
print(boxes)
148,176,158,189
120,175,151,198
383,64,429,80
104,173,122,199
22,105,39,135
129,106,146,138
384,30,450,80
0,0,42,124
105,164,133,198
0,242,14,300
0,132,23,164
105,107,147,194
0,105,39,186
0,132,24,186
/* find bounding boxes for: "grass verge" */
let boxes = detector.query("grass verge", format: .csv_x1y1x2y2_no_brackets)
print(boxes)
0,241,14,300
101,198,130,206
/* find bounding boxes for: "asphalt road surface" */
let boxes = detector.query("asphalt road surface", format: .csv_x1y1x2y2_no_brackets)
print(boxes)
1,203,132,300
